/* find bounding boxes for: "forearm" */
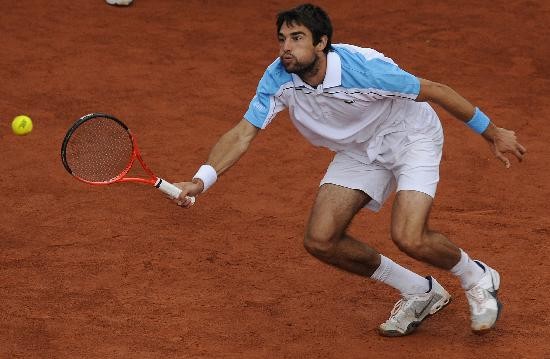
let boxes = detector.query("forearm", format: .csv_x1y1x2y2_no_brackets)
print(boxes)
417,78,500,140
416,78,526,167
192,118,259,192
417,79,476,122
206,129,253,175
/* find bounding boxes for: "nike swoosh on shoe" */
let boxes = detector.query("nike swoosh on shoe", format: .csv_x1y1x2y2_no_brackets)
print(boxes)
414,298,435,318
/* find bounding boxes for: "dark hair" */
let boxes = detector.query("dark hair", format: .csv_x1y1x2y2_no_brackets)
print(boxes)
276,3,333,54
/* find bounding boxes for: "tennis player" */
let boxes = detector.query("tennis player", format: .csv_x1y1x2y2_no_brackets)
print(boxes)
174,3,526,336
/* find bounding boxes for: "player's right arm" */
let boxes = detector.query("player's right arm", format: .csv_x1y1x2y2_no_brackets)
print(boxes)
173,118,259,206
204,118,260,175
174,60,289,207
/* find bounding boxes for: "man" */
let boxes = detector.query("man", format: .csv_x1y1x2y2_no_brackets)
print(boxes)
174,3,526,336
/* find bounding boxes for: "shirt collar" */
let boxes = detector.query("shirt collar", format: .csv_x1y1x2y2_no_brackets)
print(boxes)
291,50,342,89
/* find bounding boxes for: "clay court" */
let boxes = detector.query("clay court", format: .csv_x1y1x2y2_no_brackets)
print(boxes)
1,0,549,357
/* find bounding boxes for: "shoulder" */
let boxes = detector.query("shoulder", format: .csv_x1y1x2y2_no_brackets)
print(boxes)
332,43,397,67
332,44,419,94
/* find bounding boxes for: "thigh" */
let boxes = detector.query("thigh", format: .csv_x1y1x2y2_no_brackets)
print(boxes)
307,183,372,239
391,190,434,238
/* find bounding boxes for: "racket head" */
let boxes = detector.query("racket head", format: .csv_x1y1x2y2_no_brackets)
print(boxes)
61,113,136,185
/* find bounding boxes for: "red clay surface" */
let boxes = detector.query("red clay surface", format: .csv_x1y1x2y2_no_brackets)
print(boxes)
1,1,549,358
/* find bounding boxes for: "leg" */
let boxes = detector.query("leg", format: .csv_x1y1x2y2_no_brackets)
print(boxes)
391,190,502,333
388,112,500,334
303,183,380,276
315,152,452,337
390,190,460,269
390,190,488,290
305,184,451,337
304,182,448,295
315,152,434,290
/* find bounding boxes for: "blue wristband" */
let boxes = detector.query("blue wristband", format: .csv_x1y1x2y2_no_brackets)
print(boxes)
466,107,491,134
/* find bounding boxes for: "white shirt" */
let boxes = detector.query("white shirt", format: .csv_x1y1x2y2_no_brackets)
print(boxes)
244,44,438,163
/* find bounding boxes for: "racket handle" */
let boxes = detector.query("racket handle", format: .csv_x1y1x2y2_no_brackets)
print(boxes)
155,178,196,204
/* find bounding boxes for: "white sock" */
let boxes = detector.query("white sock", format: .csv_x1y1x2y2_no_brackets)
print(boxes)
371,255,430,295
450,249,485,289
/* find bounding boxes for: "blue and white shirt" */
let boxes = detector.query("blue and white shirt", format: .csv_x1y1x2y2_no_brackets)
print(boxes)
244,44,438,163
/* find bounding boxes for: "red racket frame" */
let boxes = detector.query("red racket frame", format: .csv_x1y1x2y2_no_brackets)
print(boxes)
61,113,194,202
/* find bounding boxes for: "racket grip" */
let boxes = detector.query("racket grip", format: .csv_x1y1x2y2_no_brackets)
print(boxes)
155,178,196,204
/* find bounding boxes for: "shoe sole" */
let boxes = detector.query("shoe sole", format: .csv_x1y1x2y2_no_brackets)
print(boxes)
378,296,452,337
472,268,502,335
106,1,133,5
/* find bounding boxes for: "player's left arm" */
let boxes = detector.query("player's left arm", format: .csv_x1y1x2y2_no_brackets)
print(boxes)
416,78,526,168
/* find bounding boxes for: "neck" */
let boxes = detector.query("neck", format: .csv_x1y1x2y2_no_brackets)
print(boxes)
299,52,327,87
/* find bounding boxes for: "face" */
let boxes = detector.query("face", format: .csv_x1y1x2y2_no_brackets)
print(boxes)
278,21,321,75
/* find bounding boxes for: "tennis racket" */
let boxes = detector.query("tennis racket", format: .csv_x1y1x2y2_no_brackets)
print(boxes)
61,113,195,204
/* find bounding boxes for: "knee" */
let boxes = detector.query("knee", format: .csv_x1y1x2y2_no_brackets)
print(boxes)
391,227,425,255
303,227,338,260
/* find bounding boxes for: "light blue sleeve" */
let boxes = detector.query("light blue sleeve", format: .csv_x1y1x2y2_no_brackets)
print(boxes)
337,45,420,98
358,58,420,97
244,62,292,129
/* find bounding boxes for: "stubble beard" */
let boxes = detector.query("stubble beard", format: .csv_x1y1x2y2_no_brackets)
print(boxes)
282,52,320,79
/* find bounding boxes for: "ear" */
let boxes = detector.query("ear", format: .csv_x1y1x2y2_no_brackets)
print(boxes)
316,35,328,52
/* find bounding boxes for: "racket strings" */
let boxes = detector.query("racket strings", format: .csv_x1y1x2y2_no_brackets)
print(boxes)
64,117,134,182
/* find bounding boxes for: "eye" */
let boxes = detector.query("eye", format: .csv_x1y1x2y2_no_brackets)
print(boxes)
292,35,303,41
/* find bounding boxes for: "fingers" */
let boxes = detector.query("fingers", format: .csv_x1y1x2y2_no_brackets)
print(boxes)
176,196,194,208
495,150,511,168
169,191,194,208
168,181,201,208
505,142,526,164
492,132,526,166
514,143,527,162
514,149,524,162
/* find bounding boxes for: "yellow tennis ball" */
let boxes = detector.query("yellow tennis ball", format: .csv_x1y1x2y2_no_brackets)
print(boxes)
11,115,33,135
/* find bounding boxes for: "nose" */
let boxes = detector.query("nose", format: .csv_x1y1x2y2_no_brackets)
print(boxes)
281,38,292,53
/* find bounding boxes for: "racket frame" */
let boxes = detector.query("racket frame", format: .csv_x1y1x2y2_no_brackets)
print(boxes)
61,113,193,202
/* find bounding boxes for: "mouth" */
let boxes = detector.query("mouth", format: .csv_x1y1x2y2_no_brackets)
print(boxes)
281,53,295,62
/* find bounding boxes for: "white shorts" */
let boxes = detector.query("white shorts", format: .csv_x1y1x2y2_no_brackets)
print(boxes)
320,114,444,212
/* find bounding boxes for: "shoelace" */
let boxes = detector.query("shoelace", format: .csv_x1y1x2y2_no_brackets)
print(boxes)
389,295,420,318
467,285,485,304
390,292,433,318
389,298,405,318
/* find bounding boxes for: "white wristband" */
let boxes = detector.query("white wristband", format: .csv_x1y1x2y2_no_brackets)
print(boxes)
193,165,217,193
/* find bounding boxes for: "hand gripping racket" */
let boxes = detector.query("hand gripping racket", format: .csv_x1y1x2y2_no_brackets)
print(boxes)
61,113,195,204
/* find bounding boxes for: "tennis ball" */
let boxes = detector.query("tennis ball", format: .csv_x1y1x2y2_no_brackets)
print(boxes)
11,115,33,135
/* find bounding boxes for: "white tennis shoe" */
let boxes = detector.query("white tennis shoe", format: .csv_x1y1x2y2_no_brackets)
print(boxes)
466,261,502,334
106,0,133,5
379,277,451,337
